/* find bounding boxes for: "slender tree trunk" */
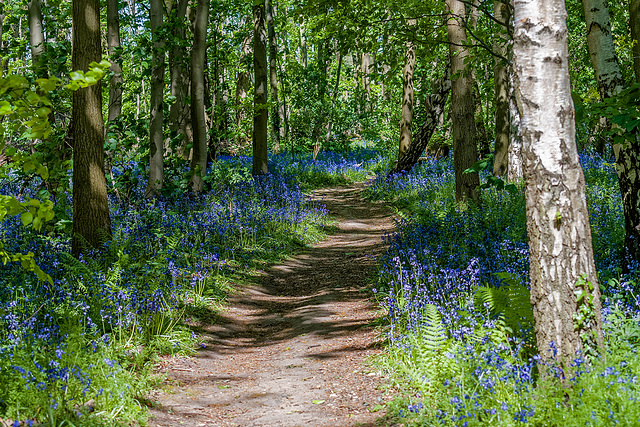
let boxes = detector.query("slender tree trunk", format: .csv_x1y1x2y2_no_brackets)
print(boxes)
106,0,122,126
513,0,603,366
167,0,190,155
299,23,307,68
312,38,330,159
326,51,342,144
493,0,511,177
507,69,523,181
393,74,451,173
265,0,282,153
361,53,372,113
583,0,640,271
468,0,489,157
632,0,640,83
28,0,45,77
235,27,252,153
446,0,480,205
253,0,268,175
189,0,209,192
72,0,112,255
398,19,417,162
146,0,165,198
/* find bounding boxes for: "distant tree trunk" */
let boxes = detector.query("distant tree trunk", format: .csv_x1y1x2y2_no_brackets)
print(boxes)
468,0,489,157
507,70,523,181
446,0,480,205
72,0,112,255
235,27,252,153
361,53,372,113
252,0,268,175
398,19,417,162
146,0,165,198
299,23,308,68
28,0,46,77
106,0,122,126
513,0,603,366
632,0,640,83
393,74,451,174
325,51,342,144
583,0,640,271
312,38,330,159
189,0,210,192
265,0,282,153
167,0,191,156
493,0,511,177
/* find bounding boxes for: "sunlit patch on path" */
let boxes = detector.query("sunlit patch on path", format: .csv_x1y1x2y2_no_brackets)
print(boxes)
148,182,396,426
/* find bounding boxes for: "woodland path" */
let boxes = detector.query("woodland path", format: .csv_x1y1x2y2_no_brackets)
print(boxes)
147,182,397,427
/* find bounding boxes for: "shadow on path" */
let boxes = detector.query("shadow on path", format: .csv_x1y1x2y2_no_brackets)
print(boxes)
148,182,397,427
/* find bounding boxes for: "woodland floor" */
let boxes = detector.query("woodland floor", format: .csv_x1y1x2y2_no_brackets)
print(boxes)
146,182,399,427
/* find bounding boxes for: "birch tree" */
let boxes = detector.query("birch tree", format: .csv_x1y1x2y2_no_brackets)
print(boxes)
513,0,602,366
582,0,640,270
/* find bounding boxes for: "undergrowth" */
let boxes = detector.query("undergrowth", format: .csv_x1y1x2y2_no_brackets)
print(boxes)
367,153,640,426
0,148,380,425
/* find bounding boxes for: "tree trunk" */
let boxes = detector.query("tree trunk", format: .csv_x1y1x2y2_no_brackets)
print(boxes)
106,0,122,125
446,0,480,205
393,74,451,174
398,19,417,162
507,69,523,181
632,0,640,83
72,0,112,256
583,0,640,271
146,0,165,198
235,27,252,153
513,0,603,367
167,0,190,156
493,0,511,177
28,0,46,77
325,51,342,144
189,0,210,192
299,23,307,68
252,0,268,175
361,53,372,113
265,0,281,153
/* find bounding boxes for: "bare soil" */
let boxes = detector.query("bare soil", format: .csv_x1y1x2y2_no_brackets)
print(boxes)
147,182,397,427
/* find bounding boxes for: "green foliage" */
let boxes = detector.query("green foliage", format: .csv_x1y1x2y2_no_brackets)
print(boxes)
474,272,535,350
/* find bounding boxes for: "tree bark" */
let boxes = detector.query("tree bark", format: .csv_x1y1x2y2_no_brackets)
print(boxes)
325,51,342,144
507,69,523,181
265,0,281,153
446,0,480,205
513,0,603,366
252,0,268,175
72,0,112,255
493,0,511,177
582,0,640,271
106,0,122,126
235,27,252,153
632,0,640,83
398,19,417,162
146,0,165,198
167,0,191,156
393,74,451,174
28,0,46,77
189,0,210,192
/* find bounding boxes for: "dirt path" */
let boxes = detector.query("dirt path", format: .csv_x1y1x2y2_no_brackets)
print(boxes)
147,183,396,427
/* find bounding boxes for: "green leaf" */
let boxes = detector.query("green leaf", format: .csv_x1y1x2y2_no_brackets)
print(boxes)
312,400,325,404
21,211,33,226
0,101,11,115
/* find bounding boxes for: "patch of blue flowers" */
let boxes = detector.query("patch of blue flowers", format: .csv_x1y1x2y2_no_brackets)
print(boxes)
367,154,640,426
0,150,374,424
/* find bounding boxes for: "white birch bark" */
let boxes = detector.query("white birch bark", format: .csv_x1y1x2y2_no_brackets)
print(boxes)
513,0,603,366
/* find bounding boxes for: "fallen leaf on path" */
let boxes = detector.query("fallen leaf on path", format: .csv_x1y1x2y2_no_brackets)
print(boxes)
312,400,325,404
